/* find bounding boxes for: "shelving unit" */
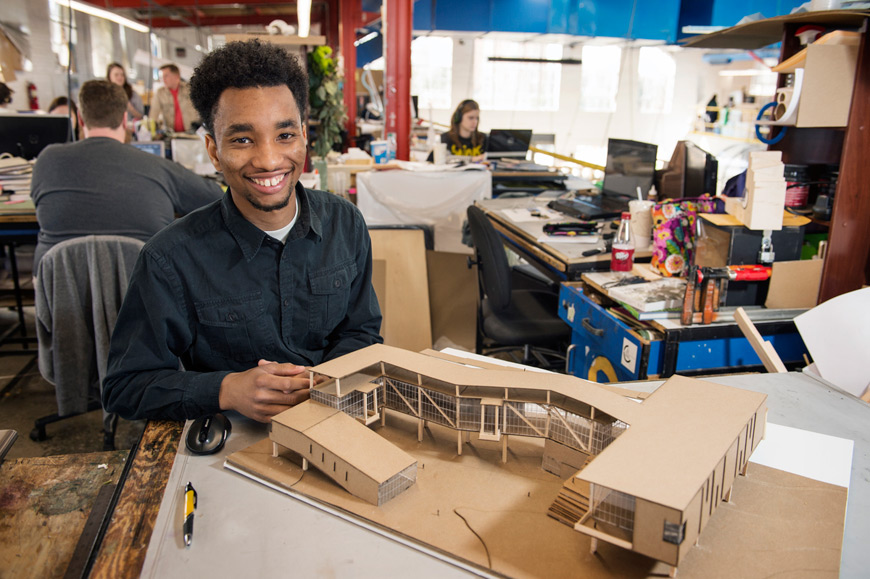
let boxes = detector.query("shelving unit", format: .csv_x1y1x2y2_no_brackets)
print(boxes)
685,10,870,303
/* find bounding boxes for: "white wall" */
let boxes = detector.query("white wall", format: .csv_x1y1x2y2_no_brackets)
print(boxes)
432,35,721,173
1,0,63,111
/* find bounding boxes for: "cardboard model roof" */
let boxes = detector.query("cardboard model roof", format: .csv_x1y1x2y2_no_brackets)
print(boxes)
274,400,416,484
309,343,643,425
576,374,767,510
308,344,767,512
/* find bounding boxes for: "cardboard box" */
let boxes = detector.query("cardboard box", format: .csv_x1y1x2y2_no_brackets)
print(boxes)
796,43,859,128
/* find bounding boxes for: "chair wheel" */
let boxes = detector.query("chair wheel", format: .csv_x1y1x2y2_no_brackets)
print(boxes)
30,427,47,442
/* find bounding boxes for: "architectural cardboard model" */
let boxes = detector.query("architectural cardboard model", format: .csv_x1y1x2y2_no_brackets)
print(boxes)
270,344,767,569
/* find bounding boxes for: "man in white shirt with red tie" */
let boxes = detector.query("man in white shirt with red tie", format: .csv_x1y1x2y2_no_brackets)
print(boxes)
154,63,200,134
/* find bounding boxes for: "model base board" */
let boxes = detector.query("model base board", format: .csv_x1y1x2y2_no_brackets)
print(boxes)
227,411,847,578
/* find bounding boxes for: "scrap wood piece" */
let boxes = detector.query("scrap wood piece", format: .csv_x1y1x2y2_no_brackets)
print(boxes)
734,307,788,373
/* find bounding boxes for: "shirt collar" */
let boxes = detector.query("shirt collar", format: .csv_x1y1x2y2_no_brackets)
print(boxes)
221,182,322,261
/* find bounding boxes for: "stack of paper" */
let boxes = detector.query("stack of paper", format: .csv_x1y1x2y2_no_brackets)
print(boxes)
606,277,687,314
0,156,33,196
725,151,785,230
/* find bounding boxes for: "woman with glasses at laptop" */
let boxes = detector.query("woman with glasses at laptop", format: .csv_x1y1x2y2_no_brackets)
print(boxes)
441,99,488,162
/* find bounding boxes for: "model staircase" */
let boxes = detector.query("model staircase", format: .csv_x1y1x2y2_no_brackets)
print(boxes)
548,455,595,527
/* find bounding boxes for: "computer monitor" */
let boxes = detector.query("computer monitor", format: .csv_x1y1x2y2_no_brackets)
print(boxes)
684,141,718,197
658,140,718,199
487,129,532,159
130,141,166,157
0,114,71,160
602,138,658,198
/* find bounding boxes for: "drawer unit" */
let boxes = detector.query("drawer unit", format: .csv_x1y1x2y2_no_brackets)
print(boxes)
558,284,662,382
558,283,809,382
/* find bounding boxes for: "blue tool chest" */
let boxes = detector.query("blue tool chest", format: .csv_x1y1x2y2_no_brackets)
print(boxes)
557,283,808,382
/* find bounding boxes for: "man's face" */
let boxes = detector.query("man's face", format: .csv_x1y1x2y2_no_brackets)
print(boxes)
205,85,307,230
161,69,181,91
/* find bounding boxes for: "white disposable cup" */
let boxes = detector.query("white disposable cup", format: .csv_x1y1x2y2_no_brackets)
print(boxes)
629,200,654,250
433,142,447,165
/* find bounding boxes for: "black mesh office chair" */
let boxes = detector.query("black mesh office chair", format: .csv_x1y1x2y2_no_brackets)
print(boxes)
466,205,570,369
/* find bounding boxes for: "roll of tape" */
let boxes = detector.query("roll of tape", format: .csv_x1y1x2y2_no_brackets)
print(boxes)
773,86,795,122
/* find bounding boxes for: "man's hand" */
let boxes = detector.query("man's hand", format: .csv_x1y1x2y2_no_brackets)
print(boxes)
218,360,311,423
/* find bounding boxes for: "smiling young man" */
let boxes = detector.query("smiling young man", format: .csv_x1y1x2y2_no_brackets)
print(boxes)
102,40,383,423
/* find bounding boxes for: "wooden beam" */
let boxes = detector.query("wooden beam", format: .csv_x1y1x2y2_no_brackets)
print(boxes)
734,307,788,373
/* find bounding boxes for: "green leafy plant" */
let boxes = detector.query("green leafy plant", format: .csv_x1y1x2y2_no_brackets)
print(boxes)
308,46,348,158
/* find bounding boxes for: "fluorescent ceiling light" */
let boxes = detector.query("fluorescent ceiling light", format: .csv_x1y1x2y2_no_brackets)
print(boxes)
354,31,379,47
682,25,726,35
55,0,149,34
297,0,311,37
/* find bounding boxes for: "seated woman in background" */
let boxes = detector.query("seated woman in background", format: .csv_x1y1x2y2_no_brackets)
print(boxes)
107,62,144,121
442,99,487,162
47,96,82,142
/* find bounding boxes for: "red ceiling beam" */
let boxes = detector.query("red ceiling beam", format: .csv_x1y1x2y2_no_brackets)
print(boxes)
84,0,297,8
146,14,298,28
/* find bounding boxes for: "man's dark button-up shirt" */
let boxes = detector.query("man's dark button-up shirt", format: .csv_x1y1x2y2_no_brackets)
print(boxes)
103,184,383,421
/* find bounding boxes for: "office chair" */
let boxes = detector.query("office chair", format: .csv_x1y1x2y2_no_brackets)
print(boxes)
33,235,145,450
466,205,570,370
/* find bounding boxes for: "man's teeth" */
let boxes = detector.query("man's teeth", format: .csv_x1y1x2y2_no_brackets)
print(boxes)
252,175,284,187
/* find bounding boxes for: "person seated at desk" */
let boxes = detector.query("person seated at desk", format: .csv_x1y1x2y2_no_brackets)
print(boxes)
0,82,16,114
31,80,223,272
47,96,82,141
435,99,488,162
102,39,383,424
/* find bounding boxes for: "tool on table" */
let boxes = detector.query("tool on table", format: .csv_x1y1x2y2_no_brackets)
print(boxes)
582,238,613,257
183,481,197,547
543,221,598,235
681,265,772,325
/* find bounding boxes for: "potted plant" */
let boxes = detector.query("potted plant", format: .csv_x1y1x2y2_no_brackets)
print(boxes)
308,46,348,158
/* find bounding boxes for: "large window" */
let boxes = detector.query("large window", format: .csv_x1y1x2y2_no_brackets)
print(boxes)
473,39,562,111
411,36,453,111
579,45,621,113
638,46,676,114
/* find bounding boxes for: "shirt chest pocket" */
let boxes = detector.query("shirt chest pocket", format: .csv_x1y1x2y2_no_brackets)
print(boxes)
308,261,356,334
195,292,272,362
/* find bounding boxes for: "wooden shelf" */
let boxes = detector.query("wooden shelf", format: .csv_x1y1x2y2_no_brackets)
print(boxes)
687,11,870,303
682,10,869,49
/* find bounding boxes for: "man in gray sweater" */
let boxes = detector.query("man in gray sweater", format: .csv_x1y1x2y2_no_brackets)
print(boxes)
31,80,222,271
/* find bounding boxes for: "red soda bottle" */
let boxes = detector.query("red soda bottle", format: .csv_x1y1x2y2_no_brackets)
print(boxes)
610,211,634,272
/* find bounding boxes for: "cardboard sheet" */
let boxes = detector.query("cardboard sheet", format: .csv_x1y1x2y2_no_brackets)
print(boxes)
700,211,810,228
794,287,870,397
369,229,432,352
227,413,847,578
765,259,824,309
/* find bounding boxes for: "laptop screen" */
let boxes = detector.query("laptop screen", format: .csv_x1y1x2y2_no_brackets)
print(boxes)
602,138,658,198
487,129,532,159
130,141,166,157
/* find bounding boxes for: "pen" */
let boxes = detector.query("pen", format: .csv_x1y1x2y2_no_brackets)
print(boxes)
183,482,197,547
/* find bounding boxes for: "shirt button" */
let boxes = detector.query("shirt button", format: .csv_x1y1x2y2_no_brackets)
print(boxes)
227,312,237,322
333,279,341,288
283,299,289,307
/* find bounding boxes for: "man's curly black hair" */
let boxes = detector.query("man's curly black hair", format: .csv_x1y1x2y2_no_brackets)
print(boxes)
189,39,309,134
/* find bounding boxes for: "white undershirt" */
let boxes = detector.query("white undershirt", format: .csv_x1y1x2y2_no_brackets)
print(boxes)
263,194,300,243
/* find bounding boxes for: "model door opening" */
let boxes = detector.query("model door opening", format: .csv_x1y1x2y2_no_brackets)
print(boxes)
480,403,500,441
